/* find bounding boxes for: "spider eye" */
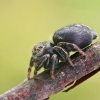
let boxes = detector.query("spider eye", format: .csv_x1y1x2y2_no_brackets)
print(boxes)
39,46,43,48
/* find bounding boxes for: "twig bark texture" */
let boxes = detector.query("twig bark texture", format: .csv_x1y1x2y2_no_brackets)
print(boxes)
0,41,100,100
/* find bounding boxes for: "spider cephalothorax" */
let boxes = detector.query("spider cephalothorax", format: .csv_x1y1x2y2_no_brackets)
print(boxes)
27,41,58,79
27,24,98,80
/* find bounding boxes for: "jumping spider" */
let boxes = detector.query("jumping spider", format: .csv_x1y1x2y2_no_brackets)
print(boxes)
27,24,98,80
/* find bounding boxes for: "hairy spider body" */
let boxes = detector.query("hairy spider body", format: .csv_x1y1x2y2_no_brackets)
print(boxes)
27,24,98,80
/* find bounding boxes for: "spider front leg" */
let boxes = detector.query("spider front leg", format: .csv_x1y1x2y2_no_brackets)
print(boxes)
27,66,33,80
34,54,50,79
57,42,85,56
50,54,58,79
27,56,34,80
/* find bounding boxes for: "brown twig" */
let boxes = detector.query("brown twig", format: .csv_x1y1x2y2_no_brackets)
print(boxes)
0,41,100,100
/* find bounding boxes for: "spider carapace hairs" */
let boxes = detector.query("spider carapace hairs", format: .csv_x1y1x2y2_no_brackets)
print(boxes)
27,24,98,80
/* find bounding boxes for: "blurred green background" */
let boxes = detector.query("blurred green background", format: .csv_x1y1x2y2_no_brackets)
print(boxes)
0,0,100,100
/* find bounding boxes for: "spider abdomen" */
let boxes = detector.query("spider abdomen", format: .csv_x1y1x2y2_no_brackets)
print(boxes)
53,24,98,49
